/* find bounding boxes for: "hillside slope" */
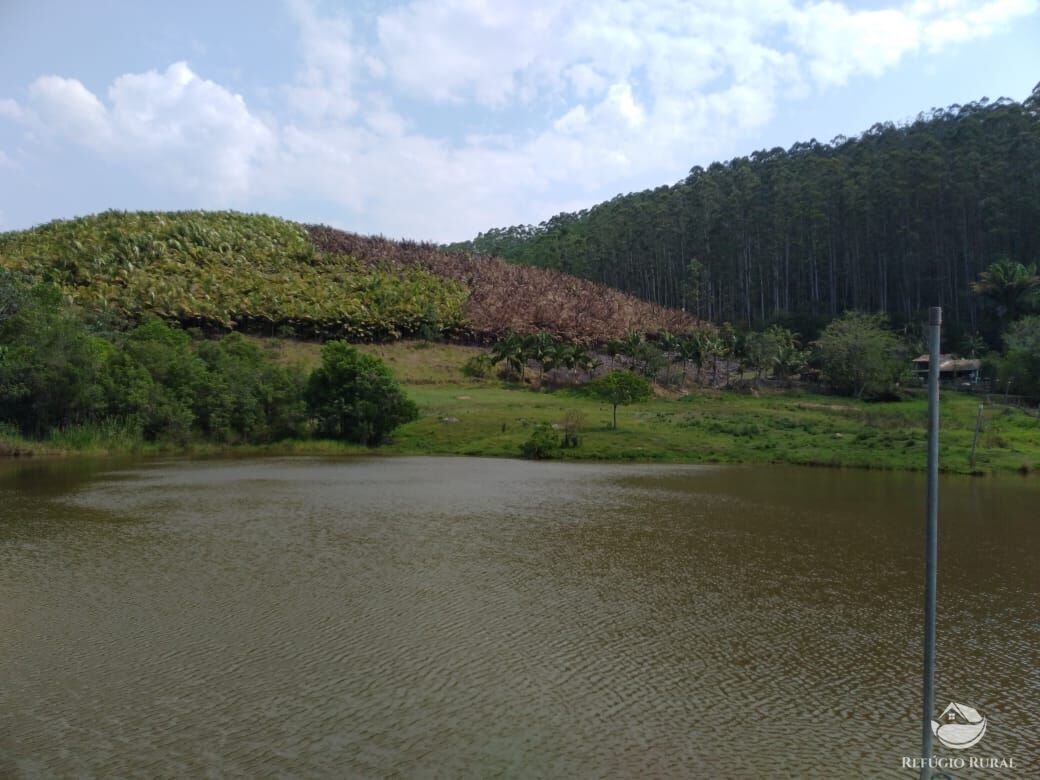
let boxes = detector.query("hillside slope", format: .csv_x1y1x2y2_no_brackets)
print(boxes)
305,225,695,341
0,211,696,344
451,85,1040,335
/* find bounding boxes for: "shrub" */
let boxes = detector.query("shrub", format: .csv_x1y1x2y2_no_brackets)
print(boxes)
813,311,908,399
462,353,494,378
305,341,418,444
999,316,1040,398
520,424,560,459
559,410,585,448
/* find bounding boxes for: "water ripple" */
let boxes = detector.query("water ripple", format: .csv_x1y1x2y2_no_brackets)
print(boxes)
0,458,1037,778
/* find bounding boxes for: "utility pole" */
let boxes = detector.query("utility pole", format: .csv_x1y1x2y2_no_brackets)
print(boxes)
920,306,941,780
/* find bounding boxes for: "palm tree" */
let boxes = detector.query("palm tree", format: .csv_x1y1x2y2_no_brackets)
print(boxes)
560,342,588,383
622,330,643,363
491,333,525,380
677,335,702,386
959,331,987,359
971,260,1040,323
579,351,601,378
772,342,808,384
523,332,557,384
699,333,725,386
658,331,678,385
546,340,571,383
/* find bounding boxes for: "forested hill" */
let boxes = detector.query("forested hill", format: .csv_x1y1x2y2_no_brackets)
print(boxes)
449,85,1040,334
0,211,694,344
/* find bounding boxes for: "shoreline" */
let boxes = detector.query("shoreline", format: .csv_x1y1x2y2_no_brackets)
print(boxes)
3,338,1037,477
1,433,1030,478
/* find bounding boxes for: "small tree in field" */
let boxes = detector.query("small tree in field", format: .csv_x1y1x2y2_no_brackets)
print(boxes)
588,371,652,429
306,341,417,444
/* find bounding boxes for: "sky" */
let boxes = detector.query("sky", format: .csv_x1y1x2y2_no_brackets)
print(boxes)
1,1,1038,243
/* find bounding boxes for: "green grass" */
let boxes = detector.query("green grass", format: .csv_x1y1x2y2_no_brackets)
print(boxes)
252,336,476,383
4,338,1039,475
378,380,1040,474
0,424,373,459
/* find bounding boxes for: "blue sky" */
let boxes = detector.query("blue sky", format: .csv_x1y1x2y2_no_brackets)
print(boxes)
1,0,1038,242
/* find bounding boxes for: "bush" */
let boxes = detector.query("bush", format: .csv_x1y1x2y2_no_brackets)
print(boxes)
305,341,418,444
520,424,560,459
999,316,1040,398
462,353,494,378
559,410,585,448
813,311,908,399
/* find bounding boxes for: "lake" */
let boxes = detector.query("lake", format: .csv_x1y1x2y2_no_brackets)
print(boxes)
1,456,1037,778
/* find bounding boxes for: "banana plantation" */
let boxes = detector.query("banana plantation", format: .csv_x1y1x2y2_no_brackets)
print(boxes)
0,210,696,345
0,211,467,341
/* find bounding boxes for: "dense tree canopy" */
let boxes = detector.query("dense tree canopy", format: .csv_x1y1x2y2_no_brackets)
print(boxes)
813,312,909,400
999,316,1040,398
0,273,422,446
0,275,309,443
451,86,1040,343
971,260,1040,323
306,341,418,444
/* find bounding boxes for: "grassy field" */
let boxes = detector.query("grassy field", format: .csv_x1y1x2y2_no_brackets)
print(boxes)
384,380,1040,475
4,338,1039,475
256,338,1040,475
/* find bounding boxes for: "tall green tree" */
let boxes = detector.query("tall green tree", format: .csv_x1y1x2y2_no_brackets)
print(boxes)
305,341,417,444
971,260,1040,323
452,87,1040,334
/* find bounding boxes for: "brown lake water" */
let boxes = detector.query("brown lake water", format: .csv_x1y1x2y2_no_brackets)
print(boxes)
0,456,1037,778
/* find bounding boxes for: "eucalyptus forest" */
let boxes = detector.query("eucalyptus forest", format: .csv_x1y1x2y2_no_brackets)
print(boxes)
451,85,1040,343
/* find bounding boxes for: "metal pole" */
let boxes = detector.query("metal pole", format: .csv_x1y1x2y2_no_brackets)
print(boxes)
921,306,941,779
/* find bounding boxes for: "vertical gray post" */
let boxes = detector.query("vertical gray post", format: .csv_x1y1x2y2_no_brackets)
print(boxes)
921,306,941,779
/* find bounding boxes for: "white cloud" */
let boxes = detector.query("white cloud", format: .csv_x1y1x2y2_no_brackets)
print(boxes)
0,98,24,121
285,0,365,119
3,0,1035,239
553,105,589,134
602,82,646,129
792,0,1037,87
28,76,113,145
21,62,273,201
375,0,572,107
